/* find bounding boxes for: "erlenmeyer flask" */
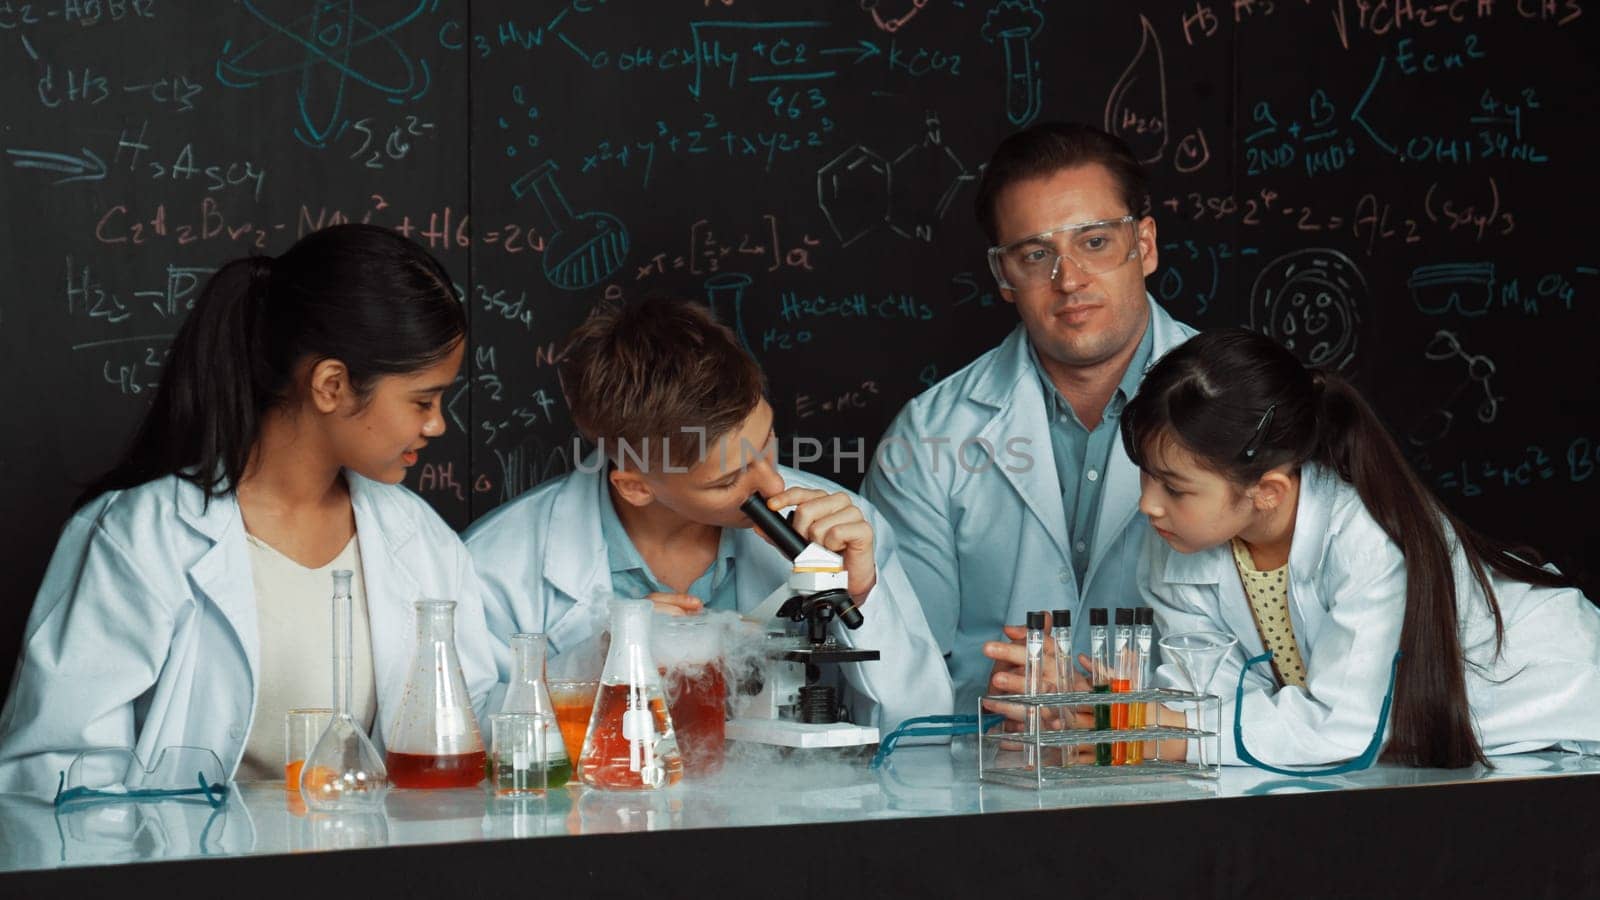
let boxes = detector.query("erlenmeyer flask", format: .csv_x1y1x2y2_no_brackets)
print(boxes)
386,600,486,789
501,633,572,788
300,570,388,812
578,597,683,791
515,160,630,290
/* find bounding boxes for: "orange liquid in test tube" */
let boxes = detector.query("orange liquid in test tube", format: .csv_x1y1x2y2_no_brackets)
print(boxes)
1111,678,1131,765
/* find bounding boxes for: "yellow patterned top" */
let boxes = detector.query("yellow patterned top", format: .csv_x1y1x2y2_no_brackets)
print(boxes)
1230,538,1307,689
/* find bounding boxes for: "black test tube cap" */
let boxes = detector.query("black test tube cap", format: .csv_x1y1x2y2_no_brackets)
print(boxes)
1115,608,1135,626
1136,608,1154,626
1051,609,1071,628
1089,608,1108,626
739,493,809,560
1027,611,1047,631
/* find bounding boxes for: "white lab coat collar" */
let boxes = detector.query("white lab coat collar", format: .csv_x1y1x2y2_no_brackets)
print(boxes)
964,295,1192,586
540,458,613,607
1157,464,1341,656
171,472,428,748
537,453,813,617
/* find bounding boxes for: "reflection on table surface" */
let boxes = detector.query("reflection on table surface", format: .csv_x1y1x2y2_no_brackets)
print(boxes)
2,745,1596,874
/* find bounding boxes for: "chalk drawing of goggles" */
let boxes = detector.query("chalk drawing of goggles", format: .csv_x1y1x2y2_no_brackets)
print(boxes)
1407,262,1496,317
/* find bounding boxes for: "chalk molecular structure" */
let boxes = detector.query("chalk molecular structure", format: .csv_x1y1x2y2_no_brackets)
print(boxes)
816,112,976,248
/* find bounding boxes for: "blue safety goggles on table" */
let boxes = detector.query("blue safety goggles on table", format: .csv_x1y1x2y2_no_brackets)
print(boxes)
53,746,229,809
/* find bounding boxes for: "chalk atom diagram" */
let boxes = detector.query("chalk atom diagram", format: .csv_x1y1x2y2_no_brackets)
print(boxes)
1249,248,1367,372
216,1,435,148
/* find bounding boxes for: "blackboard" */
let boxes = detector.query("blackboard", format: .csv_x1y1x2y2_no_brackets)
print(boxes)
3,1,1596,696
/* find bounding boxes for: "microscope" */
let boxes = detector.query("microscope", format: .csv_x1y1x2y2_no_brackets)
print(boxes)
724,493,882,749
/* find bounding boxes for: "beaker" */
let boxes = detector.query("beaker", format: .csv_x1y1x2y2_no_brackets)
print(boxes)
285,708,331,816
578,597,683,791
300,570,389,812
653,614,727,778
386,599,486,789
489,712,553,797
500,633,572,788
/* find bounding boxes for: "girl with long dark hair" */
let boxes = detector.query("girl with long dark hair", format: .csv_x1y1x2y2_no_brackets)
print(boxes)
0,224,500,792
1122,328,1599,768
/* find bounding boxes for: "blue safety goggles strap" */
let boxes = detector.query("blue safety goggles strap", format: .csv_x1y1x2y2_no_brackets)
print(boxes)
1233,649,1402,777
870,714,1004,769
55,771,230,809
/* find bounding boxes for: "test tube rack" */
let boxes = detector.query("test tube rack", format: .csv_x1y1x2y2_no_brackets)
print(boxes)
976,688,1219,789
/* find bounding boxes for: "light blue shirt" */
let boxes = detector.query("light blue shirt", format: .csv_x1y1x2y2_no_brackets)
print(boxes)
1028,322,1154,585
465,461,954,729
862,296,1198,713
596,475,738,610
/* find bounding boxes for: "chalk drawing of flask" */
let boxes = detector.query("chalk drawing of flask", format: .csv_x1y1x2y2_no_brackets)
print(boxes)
513,161,631,291
982,0,1045,127
704,273,753,354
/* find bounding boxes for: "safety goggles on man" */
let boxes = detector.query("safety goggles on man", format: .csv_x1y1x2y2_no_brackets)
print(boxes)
986,215,1140,291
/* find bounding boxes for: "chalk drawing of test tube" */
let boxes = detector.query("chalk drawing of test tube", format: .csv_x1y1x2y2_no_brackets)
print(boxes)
705,272,754,354
982,0,1045,127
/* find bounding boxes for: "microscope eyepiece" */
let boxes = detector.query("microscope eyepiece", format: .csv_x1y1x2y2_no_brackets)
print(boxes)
739,494,810,560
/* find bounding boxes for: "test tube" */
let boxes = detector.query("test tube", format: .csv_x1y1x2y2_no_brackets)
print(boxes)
1131,608,1155,765
1089,608,1111,766
1050,609,1073,767
1111,609,1135,765
1024,611,1046,768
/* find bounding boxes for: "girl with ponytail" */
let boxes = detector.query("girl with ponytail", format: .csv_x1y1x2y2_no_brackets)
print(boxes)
1121,328,1600,769
0,224,501,792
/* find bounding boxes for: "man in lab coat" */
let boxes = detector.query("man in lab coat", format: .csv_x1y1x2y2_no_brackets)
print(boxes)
465,298,952,734
863,122,1196,714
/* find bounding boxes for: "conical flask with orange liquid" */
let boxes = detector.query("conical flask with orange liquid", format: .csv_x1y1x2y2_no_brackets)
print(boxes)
578,596,683,790
386,599,486,788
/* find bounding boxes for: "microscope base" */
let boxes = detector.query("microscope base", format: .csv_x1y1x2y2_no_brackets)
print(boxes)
725,718,880,748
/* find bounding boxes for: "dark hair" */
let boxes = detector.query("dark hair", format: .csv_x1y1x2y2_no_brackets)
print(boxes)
1121,328,1573,768
973,122,1149,245
77,224,464,507
559,297,765,468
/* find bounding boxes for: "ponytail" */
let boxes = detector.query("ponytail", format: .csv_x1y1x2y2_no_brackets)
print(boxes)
76,223,464,508
75,256,272,507
1124,328,1575,769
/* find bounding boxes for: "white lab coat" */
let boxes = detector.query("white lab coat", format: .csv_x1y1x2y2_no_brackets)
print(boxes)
0,473,501,796
1142,464,1600,766
463,460,954,731
862,295,1196,713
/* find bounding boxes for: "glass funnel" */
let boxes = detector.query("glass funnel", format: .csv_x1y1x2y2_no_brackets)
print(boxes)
1158,630,1239,768
386,599,485,789
500,633,572,788
300,570,389,812
578,597,683,791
